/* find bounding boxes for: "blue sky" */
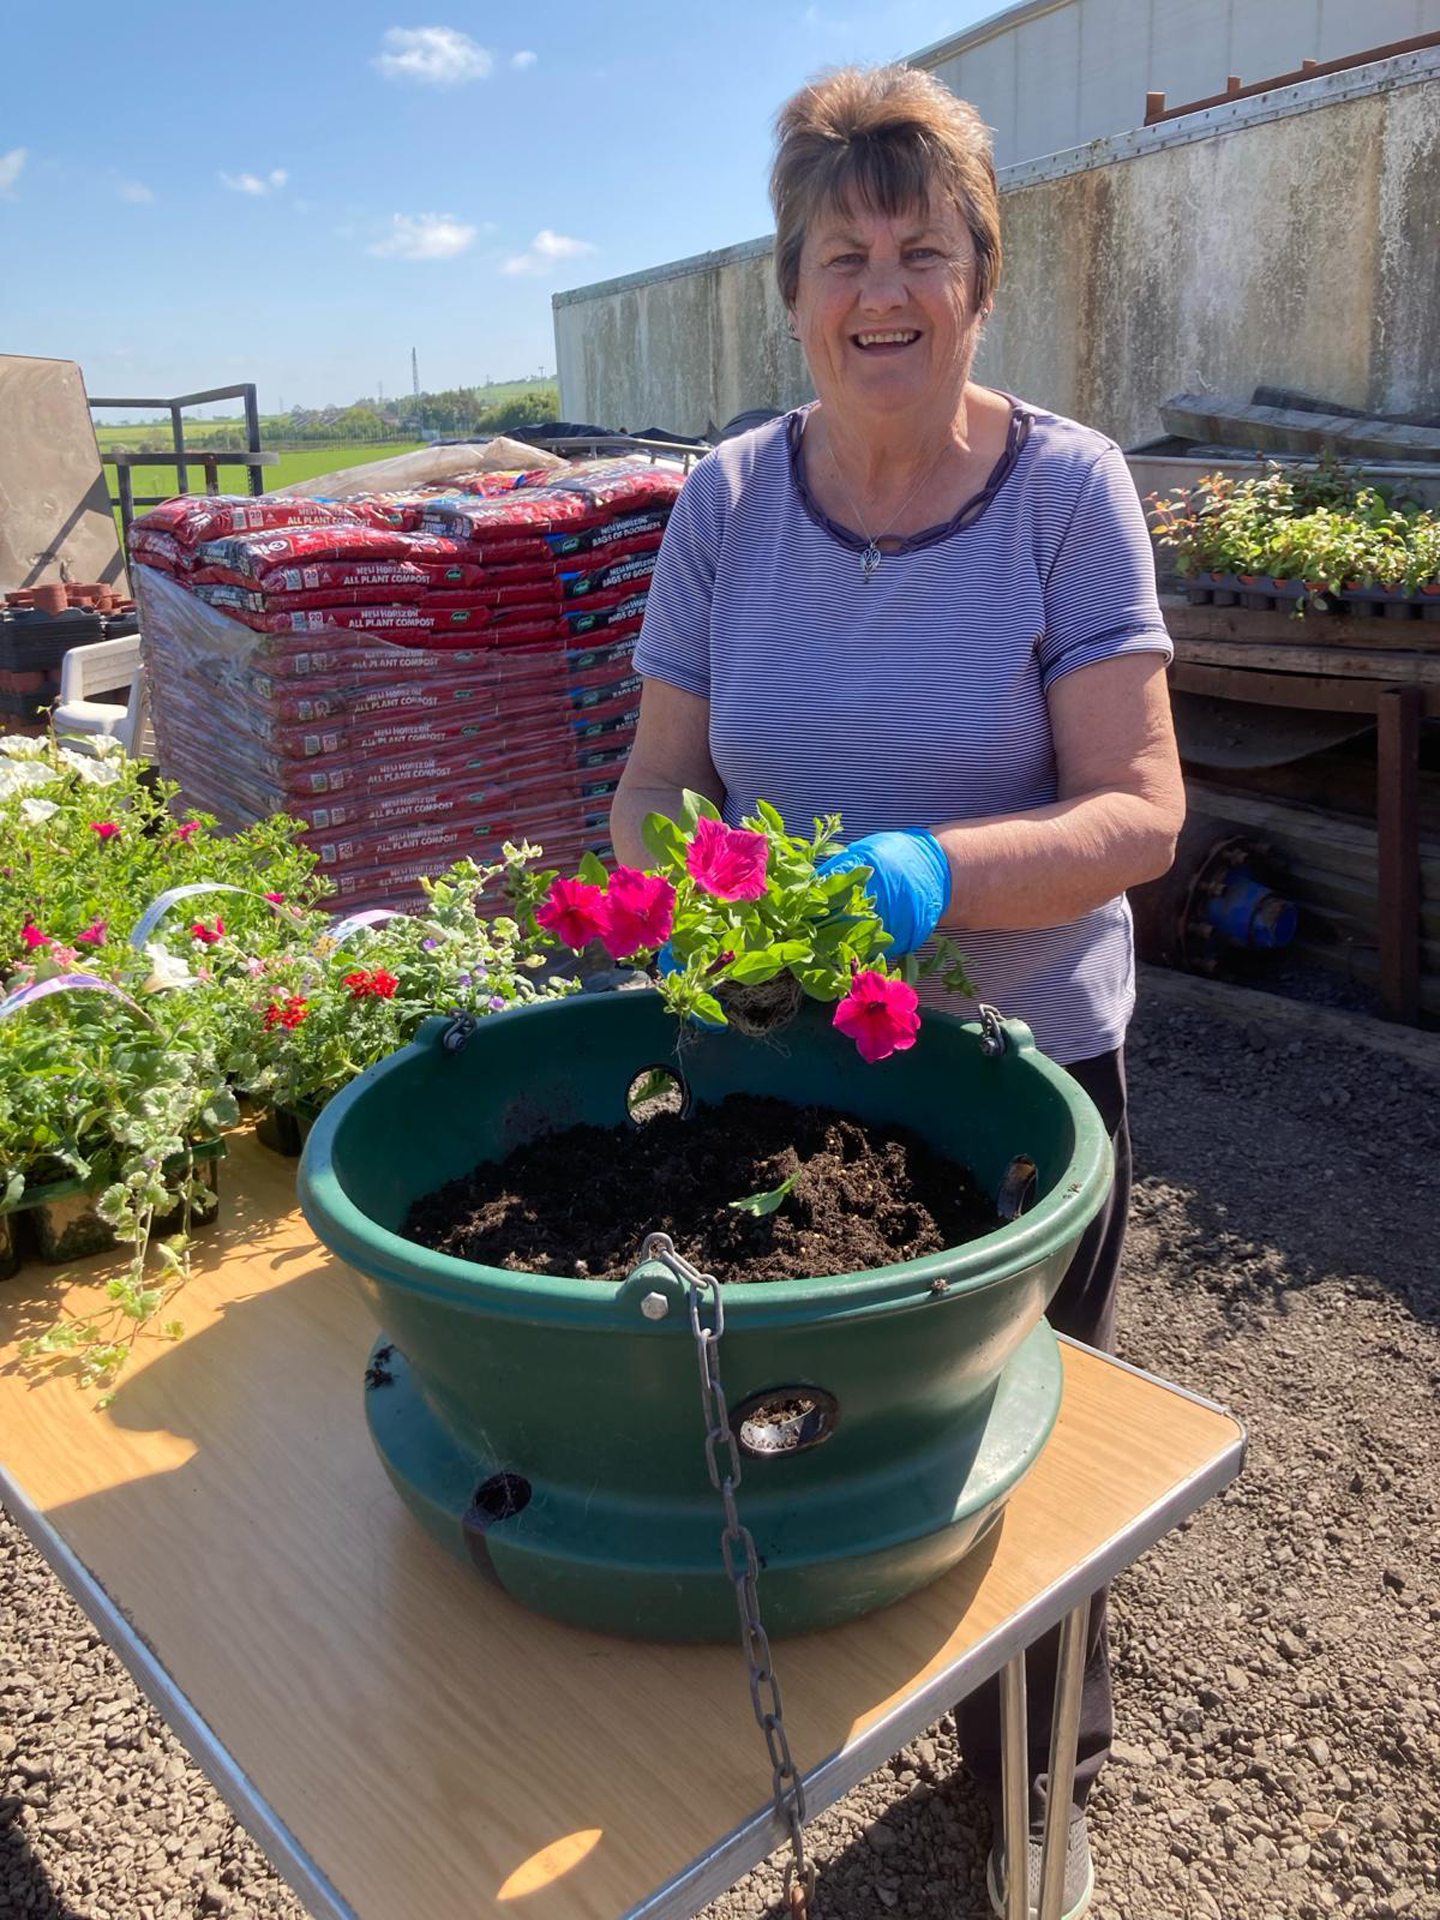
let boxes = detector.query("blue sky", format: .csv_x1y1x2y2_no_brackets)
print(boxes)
0,2,987,415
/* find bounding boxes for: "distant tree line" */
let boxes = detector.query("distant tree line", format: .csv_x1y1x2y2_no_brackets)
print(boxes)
103,382,561,452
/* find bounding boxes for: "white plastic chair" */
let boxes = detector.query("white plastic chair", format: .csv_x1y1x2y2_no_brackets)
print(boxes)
53,634,152,758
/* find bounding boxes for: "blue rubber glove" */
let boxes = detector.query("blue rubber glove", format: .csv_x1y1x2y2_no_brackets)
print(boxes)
818,829,952,956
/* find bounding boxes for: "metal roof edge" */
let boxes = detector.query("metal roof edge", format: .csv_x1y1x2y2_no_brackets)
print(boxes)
553,234,776,311
906,0,1073,74
998,41,1440,189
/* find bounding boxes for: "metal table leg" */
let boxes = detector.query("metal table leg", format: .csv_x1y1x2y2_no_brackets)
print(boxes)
1039,1598,1091,1920
999,1653,1031,1920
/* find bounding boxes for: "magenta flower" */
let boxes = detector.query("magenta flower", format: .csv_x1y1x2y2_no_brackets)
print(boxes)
90,821,122,841
263,891,286,905
76,920,108,946
21,921,50,950
191,917,225,945
598,867,676,960
174,821,201,842
536,877,608,950
832,970,922,1064
685,817,769,902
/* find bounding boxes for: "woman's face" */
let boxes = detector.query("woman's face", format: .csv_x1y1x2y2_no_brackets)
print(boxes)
790,196,983,426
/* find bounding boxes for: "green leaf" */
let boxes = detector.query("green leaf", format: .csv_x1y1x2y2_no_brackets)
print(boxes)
722,950,786,985
690,990,728,1027
728,1171,798,1217
793,965,846,1002
752,799,787,837
577,850,609,887
679,789,722,832
641,813,687,868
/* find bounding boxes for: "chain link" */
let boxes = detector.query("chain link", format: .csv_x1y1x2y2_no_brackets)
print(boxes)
641,1232,817,1918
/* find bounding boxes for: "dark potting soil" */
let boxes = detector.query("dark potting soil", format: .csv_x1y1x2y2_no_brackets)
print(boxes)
402,1093,999,1284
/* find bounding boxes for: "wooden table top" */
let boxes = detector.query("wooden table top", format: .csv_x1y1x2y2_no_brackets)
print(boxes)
0,1132,1243,1920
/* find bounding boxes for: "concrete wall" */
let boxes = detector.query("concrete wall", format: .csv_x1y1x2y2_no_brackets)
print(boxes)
913,0,1440,167
554,49,1440,446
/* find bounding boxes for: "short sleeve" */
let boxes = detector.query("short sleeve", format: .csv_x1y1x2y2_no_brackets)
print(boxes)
1037,443,1173,691
632,454,727,700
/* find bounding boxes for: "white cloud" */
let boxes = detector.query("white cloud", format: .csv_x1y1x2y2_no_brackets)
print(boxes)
511,49,537,69
369,212,477,260
374,26,493,85
220,168,288,196
117,179,155,203
0,148,27,197
502,228,598,275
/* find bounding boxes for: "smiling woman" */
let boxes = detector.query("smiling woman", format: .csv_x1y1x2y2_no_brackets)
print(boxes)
609,61,1187,1920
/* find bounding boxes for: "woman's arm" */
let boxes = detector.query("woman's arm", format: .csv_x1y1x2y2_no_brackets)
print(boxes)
609,679,724,870
932,653,1185,932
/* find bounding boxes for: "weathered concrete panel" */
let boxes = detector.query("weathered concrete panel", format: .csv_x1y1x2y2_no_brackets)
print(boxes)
556,61,1440,450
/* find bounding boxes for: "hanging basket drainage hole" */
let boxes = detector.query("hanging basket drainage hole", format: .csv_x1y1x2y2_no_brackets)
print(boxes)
732,1388,839,1458
471,1472,532,1522
625,1064,689,1123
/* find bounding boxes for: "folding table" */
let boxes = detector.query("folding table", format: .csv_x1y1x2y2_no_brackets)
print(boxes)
0,1132,1244,1920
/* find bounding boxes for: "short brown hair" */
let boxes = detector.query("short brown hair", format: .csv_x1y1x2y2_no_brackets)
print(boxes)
770,65,1001,312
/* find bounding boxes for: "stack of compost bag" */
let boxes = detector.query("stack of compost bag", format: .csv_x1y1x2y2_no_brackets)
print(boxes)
132,460,683,908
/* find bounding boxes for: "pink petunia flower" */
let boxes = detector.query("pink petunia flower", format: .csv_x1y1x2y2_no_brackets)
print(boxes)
832,970,922,1064
21,921,51,950
174,821,201,843
76,919,108,946
191,917,225,945
535,876,608,950
597,867,676,960
263,891,286,905
49,945,80,970
90,821,122,841
685,817,769,902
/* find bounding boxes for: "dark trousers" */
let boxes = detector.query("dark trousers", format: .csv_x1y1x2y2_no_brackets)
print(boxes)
954,1046,1131,1831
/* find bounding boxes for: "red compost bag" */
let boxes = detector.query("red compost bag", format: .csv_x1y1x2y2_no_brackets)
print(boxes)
560,547,660,597
544,509,670,558
133,496,356,548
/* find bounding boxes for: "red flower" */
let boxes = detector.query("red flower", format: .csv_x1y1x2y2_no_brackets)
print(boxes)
832,970,922,1064
76,920,108,946
263,891,286,905
174,821,201,842
191,918,225,945
535,876,608,950
344,967,399,1000
21,921,51,950
685,817,769,902
597,867,676,960
263,995,309,1031
90,821,121,841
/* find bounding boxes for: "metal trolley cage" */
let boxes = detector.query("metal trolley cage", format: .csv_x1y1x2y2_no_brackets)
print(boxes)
88,383,278,557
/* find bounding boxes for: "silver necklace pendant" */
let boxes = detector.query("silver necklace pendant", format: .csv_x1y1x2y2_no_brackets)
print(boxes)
860,541,883,582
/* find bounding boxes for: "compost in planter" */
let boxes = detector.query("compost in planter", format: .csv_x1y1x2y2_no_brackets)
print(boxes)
403,1093,1000,1282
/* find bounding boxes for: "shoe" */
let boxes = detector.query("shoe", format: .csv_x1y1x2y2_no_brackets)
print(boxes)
986,1813,1094,1920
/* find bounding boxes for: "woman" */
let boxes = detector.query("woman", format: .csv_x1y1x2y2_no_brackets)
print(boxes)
611,63,1185,1920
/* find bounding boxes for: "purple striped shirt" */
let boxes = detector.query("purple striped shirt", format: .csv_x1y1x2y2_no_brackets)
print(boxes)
633,401,1173,1064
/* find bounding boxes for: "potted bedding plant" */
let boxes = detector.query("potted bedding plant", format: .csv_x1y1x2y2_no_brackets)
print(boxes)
298,799,1116,1641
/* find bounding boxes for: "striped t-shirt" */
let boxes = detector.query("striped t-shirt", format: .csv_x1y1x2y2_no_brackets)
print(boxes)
633,400,1174,1064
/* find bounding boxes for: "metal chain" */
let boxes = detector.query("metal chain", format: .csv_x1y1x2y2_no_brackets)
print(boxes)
640,1232,817,1918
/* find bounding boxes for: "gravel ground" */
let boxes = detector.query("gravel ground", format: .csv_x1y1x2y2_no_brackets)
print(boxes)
4,977,1439,1920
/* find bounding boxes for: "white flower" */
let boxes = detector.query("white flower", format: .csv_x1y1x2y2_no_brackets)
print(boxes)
19,796,59,824
59,748,122,787
0,759,58,799
141,943,195,993
0,737,48,761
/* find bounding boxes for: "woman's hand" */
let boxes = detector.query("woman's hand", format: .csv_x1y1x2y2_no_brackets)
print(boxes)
818,828,952,955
